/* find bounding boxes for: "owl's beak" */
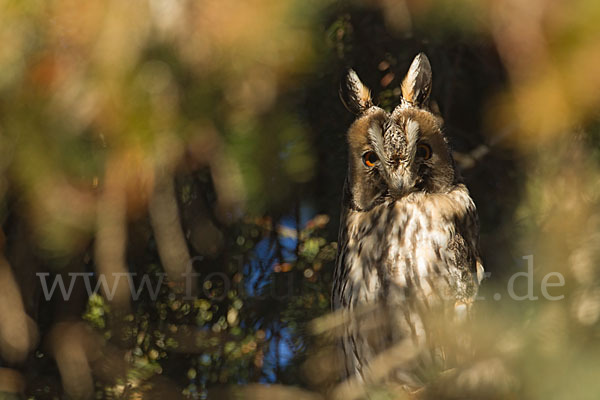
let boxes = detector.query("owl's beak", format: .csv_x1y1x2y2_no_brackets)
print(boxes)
387,181,403,198
387,167,414,198
388,185,407,199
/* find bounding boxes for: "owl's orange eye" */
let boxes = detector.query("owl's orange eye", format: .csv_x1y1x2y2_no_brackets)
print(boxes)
416,143,432,160
362,151,378,167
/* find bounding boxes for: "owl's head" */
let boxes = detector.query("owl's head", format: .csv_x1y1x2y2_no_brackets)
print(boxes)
340,53,456,211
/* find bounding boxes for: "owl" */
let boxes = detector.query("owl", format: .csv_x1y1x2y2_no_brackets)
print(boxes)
332,53,484,391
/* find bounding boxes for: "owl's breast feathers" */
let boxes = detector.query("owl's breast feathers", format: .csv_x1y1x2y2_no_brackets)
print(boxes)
333,183,483,311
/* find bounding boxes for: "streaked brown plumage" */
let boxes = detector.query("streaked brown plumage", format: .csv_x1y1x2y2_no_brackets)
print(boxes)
332,53,484,389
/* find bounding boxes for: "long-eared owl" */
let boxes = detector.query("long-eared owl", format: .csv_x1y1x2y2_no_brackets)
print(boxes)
332,53,484,389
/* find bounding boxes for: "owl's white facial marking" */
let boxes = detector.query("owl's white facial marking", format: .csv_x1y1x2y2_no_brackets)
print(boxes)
378,118,421,198
367,122,385,163
405,119,420,160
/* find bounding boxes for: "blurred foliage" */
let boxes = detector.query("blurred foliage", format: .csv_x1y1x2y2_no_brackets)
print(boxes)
0,0,600,399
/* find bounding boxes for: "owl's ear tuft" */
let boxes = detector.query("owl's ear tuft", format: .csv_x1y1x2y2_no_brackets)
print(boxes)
340,69,373,115
401,53,432,108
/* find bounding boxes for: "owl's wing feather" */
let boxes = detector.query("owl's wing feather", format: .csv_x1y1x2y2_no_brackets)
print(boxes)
451,194,484,301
